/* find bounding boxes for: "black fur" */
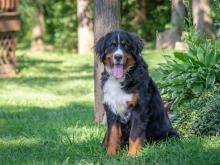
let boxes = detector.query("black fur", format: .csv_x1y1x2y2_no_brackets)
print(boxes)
96,30,179,150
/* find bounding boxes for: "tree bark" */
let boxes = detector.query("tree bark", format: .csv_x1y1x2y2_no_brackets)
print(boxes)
156,0,185,49
171,0,185,31
31,0,45,51
77,0,94,54
192,0,216,39
94,0,120,123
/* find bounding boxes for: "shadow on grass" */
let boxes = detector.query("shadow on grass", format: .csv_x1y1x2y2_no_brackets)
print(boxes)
0,102,94,138
16,54,93,75
0,74,92,86
0,101,106,164
1,55,93,93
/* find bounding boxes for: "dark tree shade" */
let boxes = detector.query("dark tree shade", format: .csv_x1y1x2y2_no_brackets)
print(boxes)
94,0,120,123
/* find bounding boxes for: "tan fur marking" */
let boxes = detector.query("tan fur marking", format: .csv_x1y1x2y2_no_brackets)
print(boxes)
121,40,126,45
107,124,122,156
124,54,136,71
112,40,116,45
128,137,142,156
127,93,139,108
104,53,113,68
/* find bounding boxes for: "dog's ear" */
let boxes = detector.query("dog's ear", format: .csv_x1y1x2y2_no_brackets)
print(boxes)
95,36,106,61
131,33,144,55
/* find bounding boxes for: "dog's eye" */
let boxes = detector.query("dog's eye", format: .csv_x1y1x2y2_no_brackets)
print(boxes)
121,41,127,47
111,40,117,46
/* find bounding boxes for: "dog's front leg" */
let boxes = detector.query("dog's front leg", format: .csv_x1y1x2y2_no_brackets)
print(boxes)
128,111,147,156
106,122,122,156
103,105,122,156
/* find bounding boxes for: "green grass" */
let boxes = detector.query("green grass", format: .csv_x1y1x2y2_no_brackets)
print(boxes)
0,50,219,165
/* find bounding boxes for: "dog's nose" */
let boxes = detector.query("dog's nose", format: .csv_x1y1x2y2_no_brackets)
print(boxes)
114,55,122,62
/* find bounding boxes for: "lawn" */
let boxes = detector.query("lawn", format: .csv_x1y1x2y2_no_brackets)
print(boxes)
0,50,220,165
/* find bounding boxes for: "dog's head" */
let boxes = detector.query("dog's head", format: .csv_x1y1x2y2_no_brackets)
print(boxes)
95,30,144,79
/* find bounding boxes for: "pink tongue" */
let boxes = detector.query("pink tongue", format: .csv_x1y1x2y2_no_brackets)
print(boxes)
113,65,123,79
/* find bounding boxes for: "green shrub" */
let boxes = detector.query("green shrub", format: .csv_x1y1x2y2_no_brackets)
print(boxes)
159,28,220,105
121,0,171,44
173,87,220,137
18,0,77,51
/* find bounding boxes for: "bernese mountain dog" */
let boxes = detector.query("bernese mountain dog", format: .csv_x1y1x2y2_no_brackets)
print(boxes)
95,30,179,156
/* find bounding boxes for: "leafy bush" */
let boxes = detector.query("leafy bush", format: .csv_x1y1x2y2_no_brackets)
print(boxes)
18,0,77,51
17,0,35,48
159,28,220,105
121,0,171,44
173,87,220,137
43,0,78,51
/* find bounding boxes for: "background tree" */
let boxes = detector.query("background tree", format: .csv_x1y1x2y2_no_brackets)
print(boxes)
156,0,185,49
31,0,45,51
94,0,120,123
77,0,94,54
171,0,185,38
121,0,170,42
192,0,216,39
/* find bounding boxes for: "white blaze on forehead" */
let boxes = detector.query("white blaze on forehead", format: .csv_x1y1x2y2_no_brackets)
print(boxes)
117,33,120,43
113,33,123,56
113,47,123,55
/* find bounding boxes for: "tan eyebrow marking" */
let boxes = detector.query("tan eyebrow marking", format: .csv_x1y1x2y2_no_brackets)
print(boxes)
121,40,126,44
112,40,116,44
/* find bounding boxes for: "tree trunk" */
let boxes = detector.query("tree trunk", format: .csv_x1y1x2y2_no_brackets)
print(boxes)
156,0,185,49
77,0,94,54
31,0,45,51
171,0,185,31
192,0,216,39
94,0,120,123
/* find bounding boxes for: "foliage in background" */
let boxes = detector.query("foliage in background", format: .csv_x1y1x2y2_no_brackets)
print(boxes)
17,0,220,51
173,87,220,137
159,27,220,105
121,0,171,44
18,0,77,50
210,0,220,33
17,0,35,48
18,0,171,50
43,0,77,51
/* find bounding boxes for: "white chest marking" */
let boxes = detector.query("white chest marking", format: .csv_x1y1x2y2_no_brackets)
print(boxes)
103,77,132,118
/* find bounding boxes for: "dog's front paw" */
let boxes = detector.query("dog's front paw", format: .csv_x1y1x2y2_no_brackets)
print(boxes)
107,147,117,156
128,138,141,156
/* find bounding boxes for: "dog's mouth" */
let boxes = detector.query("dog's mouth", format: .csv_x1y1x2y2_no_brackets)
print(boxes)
112,64,124,79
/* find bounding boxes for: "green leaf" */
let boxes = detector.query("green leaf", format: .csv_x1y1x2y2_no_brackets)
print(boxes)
206,72,216,88
205,51,216,67
182,73,191,79
185,52,200,65
192,83,203,95
215,40,220,49
174,52,187,62
196,47,205,63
